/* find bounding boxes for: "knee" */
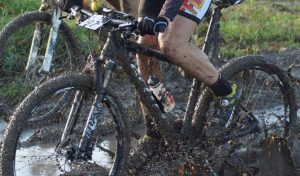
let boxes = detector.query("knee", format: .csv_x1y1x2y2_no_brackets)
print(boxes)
158,35,181,57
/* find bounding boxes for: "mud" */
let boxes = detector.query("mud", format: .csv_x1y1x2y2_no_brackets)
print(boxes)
0,49,300,175
129,49,300,175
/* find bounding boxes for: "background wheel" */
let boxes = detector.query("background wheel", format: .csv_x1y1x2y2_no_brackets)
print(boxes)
0,11,81,120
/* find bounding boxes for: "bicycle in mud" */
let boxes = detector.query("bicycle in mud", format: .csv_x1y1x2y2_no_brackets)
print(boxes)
0,0,298,175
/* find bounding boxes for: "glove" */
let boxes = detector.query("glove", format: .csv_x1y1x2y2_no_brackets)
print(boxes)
57,0,83,12
137,16,168,36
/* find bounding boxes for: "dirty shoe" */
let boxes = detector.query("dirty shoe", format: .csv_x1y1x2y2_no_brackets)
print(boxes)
215,83,242,128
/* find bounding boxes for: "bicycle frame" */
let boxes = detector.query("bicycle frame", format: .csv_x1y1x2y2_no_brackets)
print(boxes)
62,3,240,155
75,7,224,149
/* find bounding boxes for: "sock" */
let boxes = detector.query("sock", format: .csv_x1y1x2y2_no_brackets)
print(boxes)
210,74,232,97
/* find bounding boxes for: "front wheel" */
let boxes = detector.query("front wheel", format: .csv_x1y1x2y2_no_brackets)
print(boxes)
0,74,130,176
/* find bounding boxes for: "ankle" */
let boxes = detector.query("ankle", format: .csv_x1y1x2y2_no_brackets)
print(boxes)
210,74,232,97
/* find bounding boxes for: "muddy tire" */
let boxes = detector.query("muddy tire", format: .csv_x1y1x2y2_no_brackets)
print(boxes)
0,11,81,121
192,55,297,174
0,74,130,176
193,55,297,139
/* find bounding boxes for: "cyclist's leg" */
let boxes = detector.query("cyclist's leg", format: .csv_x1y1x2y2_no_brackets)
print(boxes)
160,16,219,84
137,0,165,81
136,36,162,82
136,35,162,138
158,0,240,120
158,0,219,86
127,1,166,172
136,0,165,138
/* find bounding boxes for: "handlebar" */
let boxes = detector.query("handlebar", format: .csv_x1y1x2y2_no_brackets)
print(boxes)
65,6,137,32
64,6,167,37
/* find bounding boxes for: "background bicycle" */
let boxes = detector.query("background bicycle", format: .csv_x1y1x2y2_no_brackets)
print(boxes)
0,0,139,122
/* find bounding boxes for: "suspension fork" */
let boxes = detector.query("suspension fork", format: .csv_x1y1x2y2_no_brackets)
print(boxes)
25,0,46,70
25,22,44,70
26,3,62,73
59,91,86,148
79,59,116,154
40,7,62,73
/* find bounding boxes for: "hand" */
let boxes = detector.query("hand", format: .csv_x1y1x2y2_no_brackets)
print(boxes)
57,0,83,12
137,16,169,36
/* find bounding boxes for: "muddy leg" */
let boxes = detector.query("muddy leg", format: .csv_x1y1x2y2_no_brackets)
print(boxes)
136,35,163,139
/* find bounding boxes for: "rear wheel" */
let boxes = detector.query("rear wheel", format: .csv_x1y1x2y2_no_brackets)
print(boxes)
192,55,297,173
0,74,130,176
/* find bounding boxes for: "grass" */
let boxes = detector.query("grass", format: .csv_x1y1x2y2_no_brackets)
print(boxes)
0,77,33,104
2,0,299,59
0,0,40,27
193,0,300,59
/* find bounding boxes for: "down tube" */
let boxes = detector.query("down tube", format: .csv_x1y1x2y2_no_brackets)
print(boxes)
116,38,179,141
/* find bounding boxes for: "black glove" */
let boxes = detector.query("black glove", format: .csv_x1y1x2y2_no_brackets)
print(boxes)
138,16,168,36
57,0,83,12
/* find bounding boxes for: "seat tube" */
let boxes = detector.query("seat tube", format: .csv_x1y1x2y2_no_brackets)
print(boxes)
40,7,62,73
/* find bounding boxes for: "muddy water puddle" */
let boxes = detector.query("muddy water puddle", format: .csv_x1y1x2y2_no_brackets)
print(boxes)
0,120,125,176
14,139,117,176
0,106,299,175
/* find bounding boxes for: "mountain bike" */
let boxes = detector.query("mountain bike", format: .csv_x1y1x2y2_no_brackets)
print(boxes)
0,1,298,175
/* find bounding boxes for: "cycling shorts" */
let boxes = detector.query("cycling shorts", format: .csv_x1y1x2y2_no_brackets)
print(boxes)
138,0,212,24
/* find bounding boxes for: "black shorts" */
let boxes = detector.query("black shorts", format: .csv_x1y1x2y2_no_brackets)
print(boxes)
138,0,212,24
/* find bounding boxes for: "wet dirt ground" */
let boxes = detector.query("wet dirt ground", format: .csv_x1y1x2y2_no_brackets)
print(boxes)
128,49,300,175
0,49,299,175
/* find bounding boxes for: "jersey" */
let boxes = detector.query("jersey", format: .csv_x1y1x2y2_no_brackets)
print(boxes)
138,0,212,24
